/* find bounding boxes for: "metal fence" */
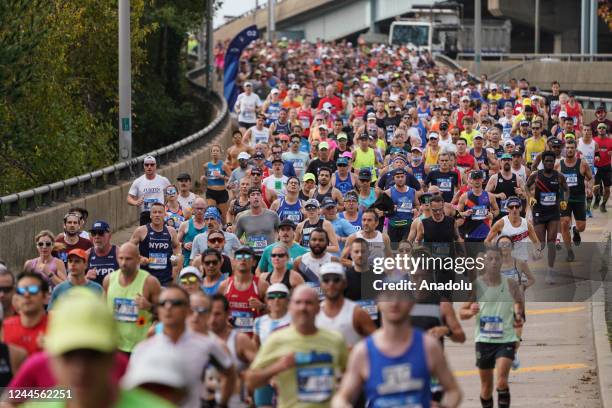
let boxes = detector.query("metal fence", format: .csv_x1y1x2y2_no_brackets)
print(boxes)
0,66,228,222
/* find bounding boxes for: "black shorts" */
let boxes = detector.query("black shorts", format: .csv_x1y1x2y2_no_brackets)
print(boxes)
595,165,612,187
561,200,586,221
475,342,516,369
206,188,229,204
533,210,560,225
238,121,256,129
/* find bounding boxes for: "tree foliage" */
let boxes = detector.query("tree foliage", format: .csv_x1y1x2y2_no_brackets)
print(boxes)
0,0,217,195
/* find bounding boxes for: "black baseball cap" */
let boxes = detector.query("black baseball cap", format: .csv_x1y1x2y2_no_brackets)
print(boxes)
278,219,296,229
235,246,255,256
358,168,372,180
177,172,191,181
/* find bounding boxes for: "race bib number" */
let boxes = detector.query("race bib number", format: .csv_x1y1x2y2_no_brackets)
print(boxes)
148,252,168,270
286,212,302,223
297,367,334,402
530,152,539,163
472,205,488,220
300,118,310,129
480,316,504,339
438,178,452,192
143,198,158,211
247,235,268,251
357,300,378,320
500,199,509,213
429,164,440,172
540,192,557,206
397,199,413,213
564,173,578,187
113,298,138,322
231,310,254,332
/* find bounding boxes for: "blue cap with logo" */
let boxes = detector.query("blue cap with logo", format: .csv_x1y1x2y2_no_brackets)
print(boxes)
90,221,110,233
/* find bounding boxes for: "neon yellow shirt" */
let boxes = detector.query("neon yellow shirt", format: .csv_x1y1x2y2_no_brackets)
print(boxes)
251,326,348,408
461,129,478,147
524,136,546,164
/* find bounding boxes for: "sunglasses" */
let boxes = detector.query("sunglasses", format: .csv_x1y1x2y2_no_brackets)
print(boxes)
235,253,253,260
267,293,288,300
204,260,219,266
180,276,199,284
90,230,107,237
507,205,521,210
166,189,177,195
271,253,287,258
144,163,156,167
322,276,342,284
0,286,13,293
158,299,188,308
192,306,210,314
37,241,53,248
16,285,41,296
337,163,348,167
208,237,224,244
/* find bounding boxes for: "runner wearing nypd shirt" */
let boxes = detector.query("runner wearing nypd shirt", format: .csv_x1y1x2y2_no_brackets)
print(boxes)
425,152,460,203
85,221,119,286
129,202,181,286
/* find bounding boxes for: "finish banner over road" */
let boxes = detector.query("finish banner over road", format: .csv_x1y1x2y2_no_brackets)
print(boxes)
224,25,259,111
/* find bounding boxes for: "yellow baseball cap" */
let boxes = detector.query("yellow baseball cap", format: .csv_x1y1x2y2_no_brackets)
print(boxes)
45,288,117,356
303,173,316,182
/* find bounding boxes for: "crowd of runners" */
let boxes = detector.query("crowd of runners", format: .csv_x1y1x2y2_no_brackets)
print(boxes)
0,38,611,408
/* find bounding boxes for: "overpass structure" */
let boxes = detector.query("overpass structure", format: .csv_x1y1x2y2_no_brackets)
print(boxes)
214,0,439,43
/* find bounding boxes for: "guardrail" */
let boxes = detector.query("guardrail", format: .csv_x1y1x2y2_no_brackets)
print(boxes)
0,66,228,222
456,53,612,62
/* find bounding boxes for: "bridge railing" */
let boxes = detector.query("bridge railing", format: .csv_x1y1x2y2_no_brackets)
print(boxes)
0,66,228,223
456,53,612,62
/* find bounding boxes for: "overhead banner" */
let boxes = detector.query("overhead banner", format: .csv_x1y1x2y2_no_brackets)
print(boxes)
224,25,259,111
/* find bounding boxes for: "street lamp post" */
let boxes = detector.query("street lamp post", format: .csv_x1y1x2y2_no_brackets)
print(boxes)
206,0,214,90
118,0,132,161
474,0,481,77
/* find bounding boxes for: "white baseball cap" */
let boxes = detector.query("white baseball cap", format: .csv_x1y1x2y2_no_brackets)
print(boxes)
319,262,345,278
267,283,289,295
178,266,202,280
143,155,156,164
270,88,279,95
291,84,300,90
238,152,251,160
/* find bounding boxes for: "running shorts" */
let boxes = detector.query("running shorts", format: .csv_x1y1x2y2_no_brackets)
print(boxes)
560,200,586,221
206,188,229,204
475,342,516,369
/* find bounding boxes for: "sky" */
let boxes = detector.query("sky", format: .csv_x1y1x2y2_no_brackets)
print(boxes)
214,0,263,29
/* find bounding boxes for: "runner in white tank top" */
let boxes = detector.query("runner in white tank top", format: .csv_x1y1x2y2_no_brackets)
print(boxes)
248,125,270,147
511,164,528,185
314,262,376,348
355,229,385,262
501,216,530,243
577,137,596,171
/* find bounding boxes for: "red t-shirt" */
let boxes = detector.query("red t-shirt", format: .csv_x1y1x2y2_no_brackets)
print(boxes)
3,314,48,355
8,351,128,389
317,96,343,115
53,236,92,265
594,136,612,167
297,108,314,137
456,152,476,171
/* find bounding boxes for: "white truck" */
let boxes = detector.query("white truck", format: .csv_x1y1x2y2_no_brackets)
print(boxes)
389,7,511,57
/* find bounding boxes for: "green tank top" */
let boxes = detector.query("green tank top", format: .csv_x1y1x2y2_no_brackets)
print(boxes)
107,269,153,352
474,276,519,343
353,148,377,181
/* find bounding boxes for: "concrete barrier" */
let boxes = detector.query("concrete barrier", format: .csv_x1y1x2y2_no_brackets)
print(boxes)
462,61,612,93
0,91,235,273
